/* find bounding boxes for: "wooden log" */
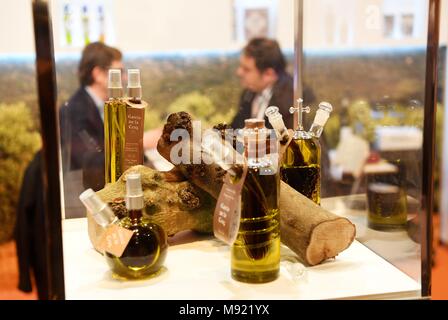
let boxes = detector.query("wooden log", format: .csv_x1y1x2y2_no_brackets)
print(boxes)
280,181,356,265
157,112,356,265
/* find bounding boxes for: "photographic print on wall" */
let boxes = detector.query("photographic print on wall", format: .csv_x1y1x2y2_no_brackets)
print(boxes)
233,0,277,43
57,0,116,48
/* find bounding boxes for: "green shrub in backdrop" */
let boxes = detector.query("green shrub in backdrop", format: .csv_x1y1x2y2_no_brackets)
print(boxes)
0,102,41,243
166,91,236,128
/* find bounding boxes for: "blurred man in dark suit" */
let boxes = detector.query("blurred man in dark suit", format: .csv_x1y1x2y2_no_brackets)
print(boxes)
231,38,295,129
59,42,123,217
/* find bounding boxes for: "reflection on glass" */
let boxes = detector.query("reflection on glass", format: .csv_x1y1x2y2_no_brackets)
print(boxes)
383,15,395,38
303,0,430,286
401,14,415,37
365,162,408,230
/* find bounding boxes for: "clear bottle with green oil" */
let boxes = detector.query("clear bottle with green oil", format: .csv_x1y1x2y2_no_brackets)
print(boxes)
231,119,280,283
104,69,127,185
266,100,332,205
79,173,168,280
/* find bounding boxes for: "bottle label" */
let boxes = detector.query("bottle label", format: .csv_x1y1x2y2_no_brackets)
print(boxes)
97,224,134,257
123,100,147,172
213,164,248,245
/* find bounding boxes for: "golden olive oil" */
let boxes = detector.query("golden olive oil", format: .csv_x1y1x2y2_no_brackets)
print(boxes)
366,162,408,230
106,173,168,280
105,211,168,280
104,98,127,184
231,166,280,283
282,136,321,204
104,69,146,185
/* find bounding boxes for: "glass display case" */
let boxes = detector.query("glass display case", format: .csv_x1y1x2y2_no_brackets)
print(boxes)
24,0,440,299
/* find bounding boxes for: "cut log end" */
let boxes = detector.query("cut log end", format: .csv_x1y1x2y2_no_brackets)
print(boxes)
306,218,356,266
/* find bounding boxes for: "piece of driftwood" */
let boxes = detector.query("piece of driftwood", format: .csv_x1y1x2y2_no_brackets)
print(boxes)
157,112,226,199
157,112,356,265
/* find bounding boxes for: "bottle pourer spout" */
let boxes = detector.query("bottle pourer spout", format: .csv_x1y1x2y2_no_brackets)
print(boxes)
108,69,123,98
125,173,144,210
289,98,310,131
265,106,289,143
79,188,116,227
127,69,142,99
309,101,333,138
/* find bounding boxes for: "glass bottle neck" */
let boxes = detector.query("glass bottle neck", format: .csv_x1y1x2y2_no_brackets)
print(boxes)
126,195,144,218
293,129,312,140
108,89,123,99
128,209,143,221
247,155,271,168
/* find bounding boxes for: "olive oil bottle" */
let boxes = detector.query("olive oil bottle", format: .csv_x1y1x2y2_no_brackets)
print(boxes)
80,173,168,280
283,135,321,204
104,69,146,185
104,69,126,184
231,119,280,283
282,98,321,204
366,160,408,230
106,173,168,279
268,100,332,205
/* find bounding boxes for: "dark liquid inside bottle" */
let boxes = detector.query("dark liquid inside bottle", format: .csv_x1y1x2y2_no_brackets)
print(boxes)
105,210,168,280
231,166,280,283
281,137,321,204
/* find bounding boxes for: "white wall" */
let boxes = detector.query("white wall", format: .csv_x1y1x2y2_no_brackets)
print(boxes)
49,0,294,55
303,0,430,50
0,0,35,55
5,0,446,56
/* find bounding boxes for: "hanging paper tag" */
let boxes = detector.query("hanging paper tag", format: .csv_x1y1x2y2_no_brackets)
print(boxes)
96,224,134,257
213,165,248,245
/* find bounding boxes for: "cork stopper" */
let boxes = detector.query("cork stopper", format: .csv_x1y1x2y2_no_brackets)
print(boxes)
243,119,268,160
244,118,265,129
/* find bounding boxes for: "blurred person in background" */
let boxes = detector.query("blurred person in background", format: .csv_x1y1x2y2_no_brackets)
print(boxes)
231,37,335,196
231,37,294,129
59,42,123,193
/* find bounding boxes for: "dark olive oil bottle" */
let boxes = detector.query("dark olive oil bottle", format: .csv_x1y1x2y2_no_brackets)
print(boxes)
80,173,168,280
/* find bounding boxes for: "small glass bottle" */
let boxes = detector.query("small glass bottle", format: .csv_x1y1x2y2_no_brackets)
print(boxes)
79,173,168,280
231,119,280,283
